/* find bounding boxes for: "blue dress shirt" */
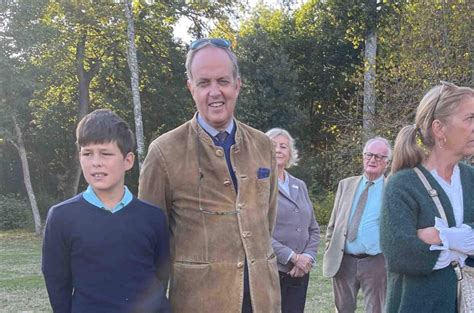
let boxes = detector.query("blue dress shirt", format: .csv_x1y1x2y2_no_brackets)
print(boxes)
197,113,235,137
345,175,384,255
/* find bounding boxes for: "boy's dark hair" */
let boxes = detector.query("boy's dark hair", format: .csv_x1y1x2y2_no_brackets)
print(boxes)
76,109,135,157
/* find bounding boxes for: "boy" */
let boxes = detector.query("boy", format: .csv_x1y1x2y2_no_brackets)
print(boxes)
42,109,170,313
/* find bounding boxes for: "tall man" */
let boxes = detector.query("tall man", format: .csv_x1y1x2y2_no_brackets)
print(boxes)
138,38,281,313
323,137,391,313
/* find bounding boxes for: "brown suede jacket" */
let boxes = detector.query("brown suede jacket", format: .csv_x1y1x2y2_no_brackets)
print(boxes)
139,115,280,313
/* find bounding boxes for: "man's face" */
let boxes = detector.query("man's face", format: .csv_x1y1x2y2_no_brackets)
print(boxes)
363,140,389,180
187,46,241,131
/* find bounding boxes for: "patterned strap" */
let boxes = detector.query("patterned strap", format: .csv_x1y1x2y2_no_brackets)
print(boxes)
413,167,448,222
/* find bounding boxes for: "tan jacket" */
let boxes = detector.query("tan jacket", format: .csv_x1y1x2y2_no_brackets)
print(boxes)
138,116,280,313
322,176,361,278
323,175,386,278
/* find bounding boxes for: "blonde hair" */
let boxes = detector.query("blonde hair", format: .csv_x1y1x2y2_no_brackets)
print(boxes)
391,82,474,174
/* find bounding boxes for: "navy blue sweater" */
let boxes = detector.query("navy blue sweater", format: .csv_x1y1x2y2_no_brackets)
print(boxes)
42,194,170,313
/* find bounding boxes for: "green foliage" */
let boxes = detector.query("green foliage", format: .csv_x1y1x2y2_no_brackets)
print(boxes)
35,192,59,221
312,191,336,226
1,1,472,215
0,194,33,230
236,21,306,134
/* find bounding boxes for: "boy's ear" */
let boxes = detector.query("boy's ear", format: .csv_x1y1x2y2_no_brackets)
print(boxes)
124,152,135,171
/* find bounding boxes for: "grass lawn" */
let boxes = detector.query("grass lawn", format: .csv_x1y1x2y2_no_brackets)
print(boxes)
0,229,363,312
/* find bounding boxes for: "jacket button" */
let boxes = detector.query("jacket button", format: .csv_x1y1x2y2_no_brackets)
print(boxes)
296,227,301,232
223,180,231,187
216,149,224,157
237,262,244,268
242,231,252,238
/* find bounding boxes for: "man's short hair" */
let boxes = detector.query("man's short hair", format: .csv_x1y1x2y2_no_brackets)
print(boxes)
185,39,240,81
76,109,135,157
363,136,392,160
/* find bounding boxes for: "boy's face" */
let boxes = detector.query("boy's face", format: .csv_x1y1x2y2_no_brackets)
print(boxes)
79,141,134,200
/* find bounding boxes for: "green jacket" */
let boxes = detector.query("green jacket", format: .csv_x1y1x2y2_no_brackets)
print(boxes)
381,163,474,313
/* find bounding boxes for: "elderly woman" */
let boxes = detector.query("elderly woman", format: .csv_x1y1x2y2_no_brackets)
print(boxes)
380,82,474,312
265,128,320,313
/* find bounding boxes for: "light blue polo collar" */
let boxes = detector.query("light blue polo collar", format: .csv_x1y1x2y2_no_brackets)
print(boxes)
83,185,133,213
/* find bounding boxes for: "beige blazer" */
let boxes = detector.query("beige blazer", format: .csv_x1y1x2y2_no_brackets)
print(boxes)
322,176,362,278
138,116,280,313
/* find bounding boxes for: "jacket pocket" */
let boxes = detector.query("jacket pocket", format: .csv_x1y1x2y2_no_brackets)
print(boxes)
171,261,211,309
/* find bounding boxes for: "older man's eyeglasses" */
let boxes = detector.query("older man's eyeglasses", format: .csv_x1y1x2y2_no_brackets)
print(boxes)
190,38,231,50
363,152,388,161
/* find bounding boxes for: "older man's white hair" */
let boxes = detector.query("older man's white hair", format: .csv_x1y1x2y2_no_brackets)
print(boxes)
363,136,392,161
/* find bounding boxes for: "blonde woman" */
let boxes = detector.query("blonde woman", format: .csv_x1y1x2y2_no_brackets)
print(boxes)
266,128,320,313
381,82,474,312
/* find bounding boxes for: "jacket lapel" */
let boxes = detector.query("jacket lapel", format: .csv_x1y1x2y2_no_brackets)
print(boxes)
341,176,363,226
289,175,300,202
460,164,474,224
278,173,298,206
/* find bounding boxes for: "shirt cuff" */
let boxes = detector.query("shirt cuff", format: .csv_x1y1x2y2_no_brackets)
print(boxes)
285,251,295,265
302,253,316,268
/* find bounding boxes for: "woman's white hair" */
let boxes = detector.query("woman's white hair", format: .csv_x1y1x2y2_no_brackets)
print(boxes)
265,128,299,168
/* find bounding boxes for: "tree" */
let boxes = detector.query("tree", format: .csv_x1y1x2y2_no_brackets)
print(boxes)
362,0,377,137
0,50,42,235
124,0,145,169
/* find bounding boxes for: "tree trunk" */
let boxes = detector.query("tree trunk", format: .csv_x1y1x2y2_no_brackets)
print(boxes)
10,115,42,235
61,33,100,198
363,27,377,138
124,0,145,170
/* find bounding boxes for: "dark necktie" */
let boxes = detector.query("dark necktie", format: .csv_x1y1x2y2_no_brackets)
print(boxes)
347,181,374,242
215,131,228,144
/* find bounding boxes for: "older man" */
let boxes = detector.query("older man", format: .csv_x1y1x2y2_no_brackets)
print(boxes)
138,38,280,313
323,137,391,313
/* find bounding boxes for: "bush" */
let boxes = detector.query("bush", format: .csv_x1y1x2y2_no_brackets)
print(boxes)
35,192,60,221
312,191,335,226
0,194,33,230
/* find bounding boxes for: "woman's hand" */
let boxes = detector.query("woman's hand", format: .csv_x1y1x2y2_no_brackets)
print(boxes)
417,227,441,245
288,266,305,278
291,253,313,274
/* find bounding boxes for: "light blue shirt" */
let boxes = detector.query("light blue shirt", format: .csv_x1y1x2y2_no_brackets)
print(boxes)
197,113,235,137
278,171,290,196
345,175,384,255
82,185,133,213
